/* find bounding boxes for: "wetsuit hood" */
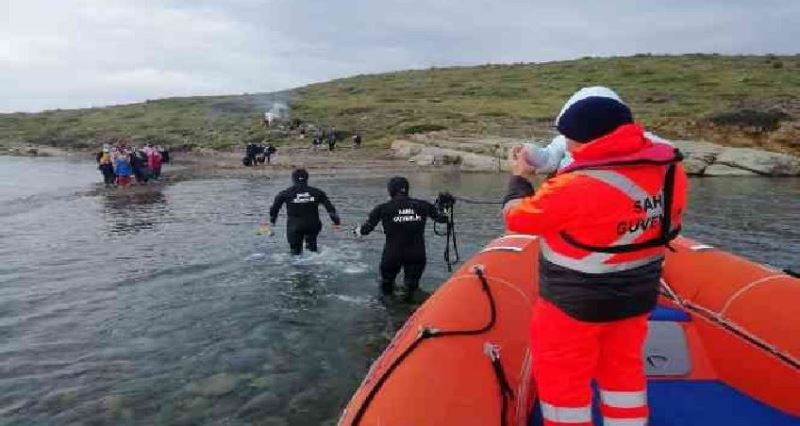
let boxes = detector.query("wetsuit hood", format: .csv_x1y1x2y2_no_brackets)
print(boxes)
387,176,409,197
292,169,309,185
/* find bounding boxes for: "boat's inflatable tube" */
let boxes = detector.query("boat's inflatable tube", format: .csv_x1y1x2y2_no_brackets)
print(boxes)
338,235,540,426
339,235,800,425
662,237,800,416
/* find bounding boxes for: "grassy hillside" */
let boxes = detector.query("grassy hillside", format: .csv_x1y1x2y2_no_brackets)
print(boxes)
0,92,290,151
2,55,799,154
292,54,800,154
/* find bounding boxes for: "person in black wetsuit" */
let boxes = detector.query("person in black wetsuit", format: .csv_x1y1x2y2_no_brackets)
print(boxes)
354,176,450,301
268,169,341,255
130,148,149,184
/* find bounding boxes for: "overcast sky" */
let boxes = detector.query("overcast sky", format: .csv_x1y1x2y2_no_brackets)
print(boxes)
2,0,799,112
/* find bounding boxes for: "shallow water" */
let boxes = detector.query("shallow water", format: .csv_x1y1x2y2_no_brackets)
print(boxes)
0,156,797,425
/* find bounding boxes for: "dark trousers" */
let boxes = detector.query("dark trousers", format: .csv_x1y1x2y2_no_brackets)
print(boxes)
99,164,115,185
287,223,322,255
133,167,149,183
380,256,426,296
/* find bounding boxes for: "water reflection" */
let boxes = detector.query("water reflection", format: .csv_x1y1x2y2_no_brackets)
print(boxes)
102,187,168,235
1,166,799,425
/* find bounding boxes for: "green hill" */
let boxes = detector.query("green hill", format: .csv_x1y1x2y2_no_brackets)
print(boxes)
0,92,291,151
2,55,799,154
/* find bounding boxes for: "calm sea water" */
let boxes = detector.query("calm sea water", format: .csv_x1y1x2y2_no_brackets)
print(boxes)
0,156,797,425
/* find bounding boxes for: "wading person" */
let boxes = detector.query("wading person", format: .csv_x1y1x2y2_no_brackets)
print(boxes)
147,145,163,180
267,169,341,255
354,177,451,302
96,145,115,187
130,148,149,184
113,147,133,187
503,88,687,426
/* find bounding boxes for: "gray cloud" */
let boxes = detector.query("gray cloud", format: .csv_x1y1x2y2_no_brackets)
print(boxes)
2,0,798,112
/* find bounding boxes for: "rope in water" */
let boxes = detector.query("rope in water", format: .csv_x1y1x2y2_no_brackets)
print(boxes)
453,195,505,205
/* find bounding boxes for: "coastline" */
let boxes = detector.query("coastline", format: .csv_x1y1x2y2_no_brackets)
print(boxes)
4,135,800,181
0,143,420,182
389,133,800,177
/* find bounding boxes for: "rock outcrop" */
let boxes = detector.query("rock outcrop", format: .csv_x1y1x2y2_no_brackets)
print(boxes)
715,147,800,176
703,164,759,176
391,134,800,176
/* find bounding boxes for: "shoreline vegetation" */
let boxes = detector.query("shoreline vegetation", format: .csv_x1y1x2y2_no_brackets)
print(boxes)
2,54,799,177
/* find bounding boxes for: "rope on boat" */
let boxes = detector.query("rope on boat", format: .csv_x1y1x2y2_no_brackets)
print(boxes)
659,278,800,371
349,266,513,426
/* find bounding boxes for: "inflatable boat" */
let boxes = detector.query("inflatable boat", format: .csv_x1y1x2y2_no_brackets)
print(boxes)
338,235,800,425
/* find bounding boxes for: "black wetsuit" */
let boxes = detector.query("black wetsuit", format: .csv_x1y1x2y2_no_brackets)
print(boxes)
269,184,340,255
359,195,448,295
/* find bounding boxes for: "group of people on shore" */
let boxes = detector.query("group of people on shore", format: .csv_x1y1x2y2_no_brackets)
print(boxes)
96,144,170,187
310,127,362,151
243,143,277,166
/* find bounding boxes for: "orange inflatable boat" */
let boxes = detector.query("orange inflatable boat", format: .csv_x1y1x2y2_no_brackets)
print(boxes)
338,235,800,425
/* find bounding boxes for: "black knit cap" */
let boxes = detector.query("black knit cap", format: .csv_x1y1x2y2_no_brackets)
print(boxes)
556,96,633,143
387,176,409,197
292,168,309,184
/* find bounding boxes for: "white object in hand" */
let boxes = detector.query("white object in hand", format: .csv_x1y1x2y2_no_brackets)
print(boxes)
522,135,571,174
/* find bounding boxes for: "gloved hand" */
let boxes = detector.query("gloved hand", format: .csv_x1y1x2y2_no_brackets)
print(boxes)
353,225,363,237
257,224,274,236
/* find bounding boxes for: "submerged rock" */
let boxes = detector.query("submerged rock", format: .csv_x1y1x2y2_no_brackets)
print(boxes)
185,373,239,397
236,391,282,418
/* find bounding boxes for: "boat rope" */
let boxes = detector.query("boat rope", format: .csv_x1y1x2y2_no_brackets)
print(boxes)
453,195,505,205
718,274,785,316
485,342,515,425
659,278,800,371
349,266,513,426
433,203,460,272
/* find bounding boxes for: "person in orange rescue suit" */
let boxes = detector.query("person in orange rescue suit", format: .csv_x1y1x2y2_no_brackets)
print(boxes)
503,87,688,426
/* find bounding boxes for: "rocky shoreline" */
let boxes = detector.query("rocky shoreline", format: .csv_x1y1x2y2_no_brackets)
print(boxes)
391,133,800,177
5,135,799,178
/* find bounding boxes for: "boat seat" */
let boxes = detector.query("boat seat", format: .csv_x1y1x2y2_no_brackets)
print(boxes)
530,380,799,425
645,321,691,376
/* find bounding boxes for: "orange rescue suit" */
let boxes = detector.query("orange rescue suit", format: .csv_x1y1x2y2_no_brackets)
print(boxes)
504,123,688,426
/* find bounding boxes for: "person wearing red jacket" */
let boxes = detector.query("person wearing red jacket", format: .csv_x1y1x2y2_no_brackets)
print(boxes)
503,88,688,426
